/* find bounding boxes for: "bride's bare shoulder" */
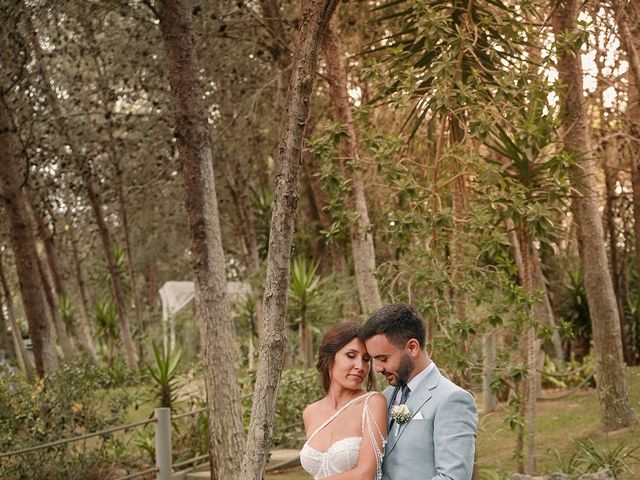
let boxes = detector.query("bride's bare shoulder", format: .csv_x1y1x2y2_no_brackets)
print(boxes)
303,398,325,423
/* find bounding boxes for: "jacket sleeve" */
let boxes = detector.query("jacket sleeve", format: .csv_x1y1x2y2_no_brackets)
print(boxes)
429,389,478,480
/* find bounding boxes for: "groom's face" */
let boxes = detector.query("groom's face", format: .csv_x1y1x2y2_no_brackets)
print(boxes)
365,334,414,387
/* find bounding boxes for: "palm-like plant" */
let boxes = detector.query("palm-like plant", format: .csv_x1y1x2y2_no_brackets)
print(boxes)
94,300,119,364
288,257,325,366
58,294,75,331
144,341,182,410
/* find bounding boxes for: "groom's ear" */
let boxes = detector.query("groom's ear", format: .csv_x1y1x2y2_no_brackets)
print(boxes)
406,338,421,357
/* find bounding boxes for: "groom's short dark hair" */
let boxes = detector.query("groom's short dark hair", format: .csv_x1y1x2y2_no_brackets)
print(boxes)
359,303,426,348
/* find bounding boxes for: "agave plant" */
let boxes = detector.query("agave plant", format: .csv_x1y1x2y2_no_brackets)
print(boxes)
94,300,119,364
58,294,76,331
288,257,325,366
144,341,183,410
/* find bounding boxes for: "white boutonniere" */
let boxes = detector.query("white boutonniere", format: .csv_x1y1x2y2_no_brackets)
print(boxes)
390,404,412,425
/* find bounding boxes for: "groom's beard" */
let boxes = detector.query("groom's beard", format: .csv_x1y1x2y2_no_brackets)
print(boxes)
386,353,413,386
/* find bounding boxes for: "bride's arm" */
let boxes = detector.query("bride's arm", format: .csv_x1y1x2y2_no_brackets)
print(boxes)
324,393,388,480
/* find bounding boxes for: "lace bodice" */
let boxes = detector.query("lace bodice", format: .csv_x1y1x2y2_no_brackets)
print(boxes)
300,392,384,480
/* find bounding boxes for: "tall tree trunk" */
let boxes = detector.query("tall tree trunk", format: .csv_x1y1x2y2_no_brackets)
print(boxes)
552,0,637,430
322,16,382,313
532,252,564,361
450,118,471,387
79,18,146,352
620,13,640,291
481,331,497,413
25,199,77,359
36,248,76,358
25,13,139,371
240,1,339,478
518,220,538,474
157,1,245,478
0,100,58,377
0,252,33,378
69,227,96,357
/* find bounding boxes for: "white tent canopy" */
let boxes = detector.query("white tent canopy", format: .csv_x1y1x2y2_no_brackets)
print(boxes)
159,280,252,350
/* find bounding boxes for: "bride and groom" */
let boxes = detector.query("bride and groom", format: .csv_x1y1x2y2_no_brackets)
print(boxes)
300,303,478,480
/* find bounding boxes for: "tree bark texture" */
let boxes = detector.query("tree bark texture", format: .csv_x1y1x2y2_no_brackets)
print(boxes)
0,100,59,377
240,1,339,478
322,16,382,314
25,199,77,359
481,331,497,413
620,12,640,290
157,1,246,478
518,220,537,474
69,227,96,356
552,0,637,430
0,252,34,377
37,248,77,358
25,13,139,370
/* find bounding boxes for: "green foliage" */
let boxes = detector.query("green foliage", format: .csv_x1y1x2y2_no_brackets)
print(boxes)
240,368,324,448
556,268,592,357
94,299,119,363
0,362,138,480
548,446,585,476
288,257,325,324
143,342,183,409
550,440,640,478
58,294,76,329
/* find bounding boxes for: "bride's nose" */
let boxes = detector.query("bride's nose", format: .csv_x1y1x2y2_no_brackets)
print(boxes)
353,357,364,371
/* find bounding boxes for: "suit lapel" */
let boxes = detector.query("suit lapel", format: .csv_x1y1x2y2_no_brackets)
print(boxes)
385,366,441,457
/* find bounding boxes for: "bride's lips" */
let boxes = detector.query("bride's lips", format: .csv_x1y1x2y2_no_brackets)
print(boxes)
349,374,364,381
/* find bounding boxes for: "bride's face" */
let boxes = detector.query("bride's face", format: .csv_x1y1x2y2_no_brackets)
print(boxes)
329,338,371,391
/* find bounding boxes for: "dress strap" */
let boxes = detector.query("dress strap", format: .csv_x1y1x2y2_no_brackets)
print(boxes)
307,392,373,442
362,393,385,480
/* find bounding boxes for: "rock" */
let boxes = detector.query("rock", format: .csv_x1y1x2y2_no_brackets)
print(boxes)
577,469,614,480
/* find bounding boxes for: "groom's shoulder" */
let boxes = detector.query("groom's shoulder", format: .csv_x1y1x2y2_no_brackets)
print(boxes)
437,374,476,401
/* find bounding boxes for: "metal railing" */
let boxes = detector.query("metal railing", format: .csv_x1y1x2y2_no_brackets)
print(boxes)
0,407,209,480
0,372,315,479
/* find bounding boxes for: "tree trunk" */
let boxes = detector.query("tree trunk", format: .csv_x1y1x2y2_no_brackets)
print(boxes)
621,17,640,292
79,18,146,352
0,253,34,378
481,331,497,413
69,227,96,358
518,220,537,474
532,252,564,361
240,1,339,478
0,100,58,377
25,199,77,359
37,249,77,358
25,13,139,371
449,118,473,388
552,0,637,430
322,17,382,313
157,1,246,478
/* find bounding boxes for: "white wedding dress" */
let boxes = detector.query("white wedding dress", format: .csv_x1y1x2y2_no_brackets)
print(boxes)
300,392,384,480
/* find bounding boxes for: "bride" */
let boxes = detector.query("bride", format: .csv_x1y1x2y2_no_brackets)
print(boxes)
300,322,387,480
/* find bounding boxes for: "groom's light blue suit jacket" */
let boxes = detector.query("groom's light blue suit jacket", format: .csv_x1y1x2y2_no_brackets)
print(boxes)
381,365,477,480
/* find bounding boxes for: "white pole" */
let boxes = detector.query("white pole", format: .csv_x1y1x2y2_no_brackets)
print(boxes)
155,407,172,480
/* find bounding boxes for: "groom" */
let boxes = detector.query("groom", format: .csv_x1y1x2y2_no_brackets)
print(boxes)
360,303,477,480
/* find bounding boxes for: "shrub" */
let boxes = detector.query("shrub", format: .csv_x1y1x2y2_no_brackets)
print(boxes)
0,362,138,480
239,367,324,448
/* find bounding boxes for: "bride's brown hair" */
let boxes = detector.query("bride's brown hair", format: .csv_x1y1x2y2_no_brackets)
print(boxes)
316,322,376,392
